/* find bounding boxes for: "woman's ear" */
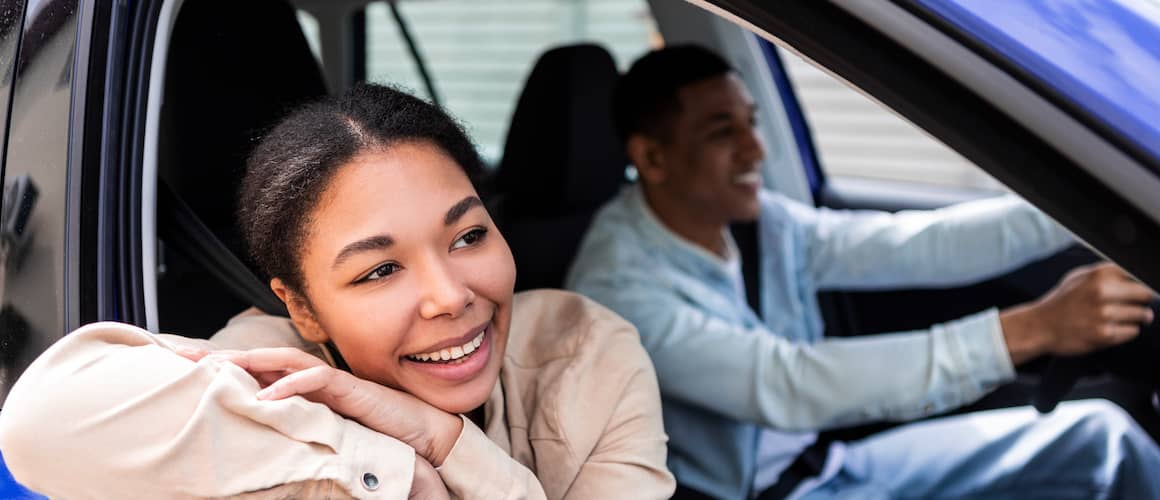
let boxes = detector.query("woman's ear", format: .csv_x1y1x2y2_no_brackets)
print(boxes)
271,278,330,344
626,134,666,185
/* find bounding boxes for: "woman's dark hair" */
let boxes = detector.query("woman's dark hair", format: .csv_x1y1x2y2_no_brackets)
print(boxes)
239,82,486,294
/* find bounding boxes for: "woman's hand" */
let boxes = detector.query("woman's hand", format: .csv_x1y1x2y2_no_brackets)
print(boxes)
179,347,463,466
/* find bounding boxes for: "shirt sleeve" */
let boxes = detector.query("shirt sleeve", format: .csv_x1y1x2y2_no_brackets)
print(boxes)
777,194,1076,290
581,283,1016,431
0,322,416,500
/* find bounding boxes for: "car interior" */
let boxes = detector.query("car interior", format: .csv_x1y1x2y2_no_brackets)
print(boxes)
148,0,1157,460
2,0,1160,496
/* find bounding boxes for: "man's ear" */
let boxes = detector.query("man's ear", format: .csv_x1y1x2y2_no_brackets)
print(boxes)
626,134,667,185
271,278,330,344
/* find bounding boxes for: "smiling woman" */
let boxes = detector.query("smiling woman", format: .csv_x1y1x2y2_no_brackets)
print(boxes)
0,84,675,499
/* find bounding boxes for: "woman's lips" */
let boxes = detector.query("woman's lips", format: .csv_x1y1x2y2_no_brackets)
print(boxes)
407,320,489,357
405,329,485,362
402,324,492,383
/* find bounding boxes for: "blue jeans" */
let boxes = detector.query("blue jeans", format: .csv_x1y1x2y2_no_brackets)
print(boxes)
796,400,1160,499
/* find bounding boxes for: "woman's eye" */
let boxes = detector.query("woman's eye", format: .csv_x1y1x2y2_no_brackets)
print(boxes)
451,227,488,250
359,262,401,283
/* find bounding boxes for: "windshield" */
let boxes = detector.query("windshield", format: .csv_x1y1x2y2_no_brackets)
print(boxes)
916,0,1160,169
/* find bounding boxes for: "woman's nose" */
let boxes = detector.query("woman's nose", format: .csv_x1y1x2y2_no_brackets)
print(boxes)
418,256,475,320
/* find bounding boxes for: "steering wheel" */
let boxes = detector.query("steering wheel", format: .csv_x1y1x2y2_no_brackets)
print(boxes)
1033,298,1160,413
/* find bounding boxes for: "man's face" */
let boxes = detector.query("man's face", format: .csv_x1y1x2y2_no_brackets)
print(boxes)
646,73,765,223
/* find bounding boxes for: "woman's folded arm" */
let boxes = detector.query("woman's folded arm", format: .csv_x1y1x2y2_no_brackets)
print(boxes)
0,322,416,499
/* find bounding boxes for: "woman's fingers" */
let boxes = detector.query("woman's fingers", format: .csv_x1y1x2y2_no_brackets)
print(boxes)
191,348,332,392
254,371,284,388
251,365,385,423
200,347,324,373
174,346,211,361
255,365,346,401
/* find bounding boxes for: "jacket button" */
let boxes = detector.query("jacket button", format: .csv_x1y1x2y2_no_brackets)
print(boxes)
362,472,380,491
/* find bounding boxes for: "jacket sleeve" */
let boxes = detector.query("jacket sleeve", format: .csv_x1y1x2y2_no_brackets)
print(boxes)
556,324,675,500
777,194,1075,290
0,322,415,500
581,282,1016,431
437,417,548,500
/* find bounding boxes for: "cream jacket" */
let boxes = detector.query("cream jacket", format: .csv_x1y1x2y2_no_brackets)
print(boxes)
0,290,675,499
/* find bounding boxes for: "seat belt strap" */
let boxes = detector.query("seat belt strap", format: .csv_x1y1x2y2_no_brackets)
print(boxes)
156,181,288,317
731,221,763,319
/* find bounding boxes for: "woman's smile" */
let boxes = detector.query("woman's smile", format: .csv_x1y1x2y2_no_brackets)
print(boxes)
402,320,494,383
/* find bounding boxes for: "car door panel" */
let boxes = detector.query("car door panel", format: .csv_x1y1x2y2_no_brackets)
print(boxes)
1,0,80,408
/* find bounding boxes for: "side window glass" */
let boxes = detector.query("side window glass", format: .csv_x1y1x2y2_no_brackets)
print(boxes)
778,47,1002,190
364,0,659,164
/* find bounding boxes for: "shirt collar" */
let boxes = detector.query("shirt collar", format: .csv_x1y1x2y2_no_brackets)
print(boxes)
624,184,740,280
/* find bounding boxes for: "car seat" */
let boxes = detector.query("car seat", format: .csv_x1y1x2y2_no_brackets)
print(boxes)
156,0,327,336
490,43,629,292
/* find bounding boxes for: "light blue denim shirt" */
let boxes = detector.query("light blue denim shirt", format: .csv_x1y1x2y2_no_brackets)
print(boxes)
565,185,1075,499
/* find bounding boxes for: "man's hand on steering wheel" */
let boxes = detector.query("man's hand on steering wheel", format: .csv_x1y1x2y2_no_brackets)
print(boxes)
1000,262,1156,365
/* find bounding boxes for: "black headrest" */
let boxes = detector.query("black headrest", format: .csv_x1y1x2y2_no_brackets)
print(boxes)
160,0,328,255
493,44,627,218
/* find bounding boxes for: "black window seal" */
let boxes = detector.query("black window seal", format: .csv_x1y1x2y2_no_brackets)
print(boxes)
94,0,164,326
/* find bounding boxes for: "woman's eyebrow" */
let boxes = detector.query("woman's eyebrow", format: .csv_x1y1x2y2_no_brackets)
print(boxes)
444,196,483,226
332,235,394,269
331,197,480,269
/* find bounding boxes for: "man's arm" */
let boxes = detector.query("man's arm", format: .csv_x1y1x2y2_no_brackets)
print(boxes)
578,261,1152,431
578,280,1016,431
780,193,1154,365
781,194,1074,290
0,322,416,499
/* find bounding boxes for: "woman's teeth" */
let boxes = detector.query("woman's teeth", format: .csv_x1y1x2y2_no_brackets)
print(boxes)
406,330,485,364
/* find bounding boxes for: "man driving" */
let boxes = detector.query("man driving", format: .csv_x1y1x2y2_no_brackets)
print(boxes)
566,45,1160,499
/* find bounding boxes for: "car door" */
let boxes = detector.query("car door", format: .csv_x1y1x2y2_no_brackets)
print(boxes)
0,0,84,404
0,0,73,495
0,0,157,402
0,0,152,493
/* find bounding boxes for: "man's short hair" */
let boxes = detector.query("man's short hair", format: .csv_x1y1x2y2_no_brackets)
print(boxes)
613,44,734,145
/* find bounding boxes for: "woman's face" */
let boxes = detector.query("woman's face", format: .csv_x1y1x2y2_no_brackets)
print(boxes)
283,142,515,414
